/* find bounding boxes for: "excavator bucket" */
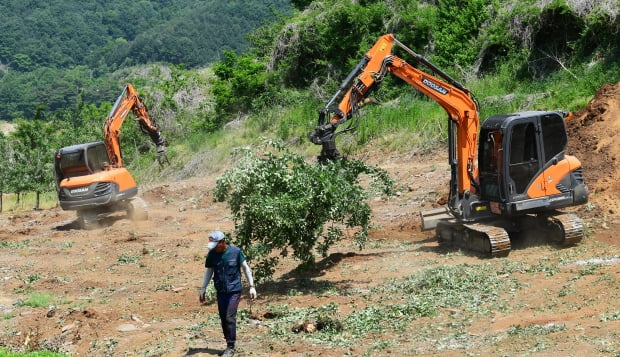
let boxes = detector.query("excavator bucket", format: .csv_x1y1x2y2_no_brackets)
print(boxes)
419,207,454,231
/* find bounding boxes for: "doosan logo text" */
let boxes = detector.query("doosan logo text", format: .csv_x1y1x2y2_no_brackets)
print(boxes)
70,187,89,194
422,78,448,95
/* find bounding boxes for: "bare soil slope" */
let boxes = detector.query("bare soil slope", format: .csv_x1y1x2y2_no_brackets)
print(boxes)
1,84,619,357
566,82,620,244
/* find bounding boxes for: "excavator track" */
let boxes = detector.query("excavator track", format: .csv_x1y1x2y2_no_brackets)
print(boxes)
464,223,512,257
546,212,584,246
436,220,511,258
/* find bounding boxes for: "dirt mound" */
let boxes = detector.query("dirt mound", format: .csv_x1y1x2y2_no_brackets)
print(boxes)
565,82,620,219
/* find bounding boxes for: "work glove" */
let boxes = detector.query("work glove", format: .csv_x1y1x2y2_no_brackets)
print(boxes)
249,287,257,300
199,288,206,303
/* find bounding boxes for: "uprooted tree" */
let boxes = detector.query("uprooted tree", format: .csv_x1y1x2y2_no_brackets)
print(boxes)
213,139,393,281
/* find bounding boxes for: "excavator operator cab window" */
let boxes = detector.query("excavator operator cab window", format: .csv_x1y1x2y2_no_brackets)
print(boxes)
57,142,110,179
86,143,111,173
540,113,567,162
57,150,89,179
478,129,501,201
508,121,540,195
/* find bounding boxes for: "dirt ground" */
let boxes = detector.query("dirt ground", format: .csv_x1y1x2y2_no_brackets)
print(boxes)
1,83,620,357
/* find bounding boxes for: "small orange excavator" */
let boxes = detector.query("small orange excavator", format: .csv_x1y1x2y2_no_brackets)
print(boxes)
308,34,588,257
54,83,167,229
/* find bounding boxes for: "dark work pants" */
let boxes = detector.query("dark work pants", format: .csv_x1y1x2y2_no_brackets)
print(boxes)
217,291,241,346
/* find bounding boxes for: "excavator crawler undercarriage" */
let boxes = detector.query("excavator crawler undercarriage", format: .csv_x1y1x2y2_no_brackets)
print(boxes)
436,220,511,258
433,211,584,258
546,212,584,246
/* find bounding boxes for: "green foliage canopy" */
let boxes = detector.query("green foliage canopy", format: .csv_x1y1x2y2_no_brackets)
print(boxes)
0,0,291,72
211,51,274,117
213,140,393,281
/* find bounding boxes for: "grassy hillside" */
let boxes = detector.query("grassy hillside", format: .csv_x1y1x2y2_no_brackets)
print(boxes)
0,0,619,208
151,0,619,178
267,2,615,133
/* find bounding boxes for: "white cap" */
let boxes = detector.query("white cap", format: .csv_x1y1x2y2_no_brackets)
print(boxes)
207,230,225,249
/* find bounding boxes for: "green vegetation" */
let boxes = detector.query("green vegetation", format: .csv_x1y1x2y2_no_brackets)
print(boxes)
600,311,620,322
236,263,520,350
0,0,292,120
0,349,68,357
15,293,55,309
0,0,616,235
214,139,393,281
0,0,617,347
117,252,141,265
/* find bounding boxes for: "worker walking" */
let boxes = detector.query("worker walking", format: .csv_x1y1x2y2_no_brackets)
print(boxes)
199,231,257,357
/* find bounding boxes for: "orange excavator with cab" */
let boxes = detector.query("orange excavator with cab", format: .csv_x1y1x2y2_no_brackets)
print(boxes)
54,83,167,229
308,34,588,257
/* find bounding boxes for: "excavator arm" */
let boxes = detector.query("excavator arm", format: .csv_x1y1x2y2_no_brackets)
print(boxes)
308,34,480,197
103,83,167,168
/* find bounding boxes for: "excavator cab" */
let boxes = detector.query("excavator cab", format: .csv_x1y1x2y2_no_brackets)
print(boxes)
55,141,109,184
432,110,588,257
54,140,146,229
478,111,588,216
54,140,139,212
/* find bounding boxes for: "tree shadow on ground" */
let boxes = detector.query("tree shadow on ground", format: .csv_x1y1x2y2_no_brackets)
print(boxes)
256,250,395,298
283,250,396,279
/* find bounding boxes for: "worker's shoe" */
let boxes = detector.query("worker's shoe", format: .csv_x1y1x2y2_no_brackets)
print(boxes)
220,346,235,357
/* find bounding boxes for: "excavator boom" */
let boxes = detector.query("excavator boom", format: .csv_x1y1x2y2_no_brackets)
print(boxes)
309,34,480,199
104,83,167,168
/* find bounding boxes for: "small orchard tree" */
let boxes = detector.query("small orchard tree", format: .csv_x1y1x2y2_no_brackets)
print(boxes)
0,133,8,212
10,118,57,209
213,139,393,281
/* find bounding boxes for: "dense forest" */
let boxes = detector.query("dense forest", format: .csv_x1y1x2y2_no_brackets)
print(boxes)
0,0,292,120
0,0,618,209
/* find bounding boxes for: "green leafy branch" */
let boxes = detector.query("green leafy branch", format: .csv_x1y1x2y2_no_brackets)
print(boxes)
214,139,393,281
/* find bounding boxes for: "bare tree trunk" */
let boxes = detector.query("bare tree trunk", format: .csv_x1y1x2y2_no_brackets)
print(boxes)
540,49,578,80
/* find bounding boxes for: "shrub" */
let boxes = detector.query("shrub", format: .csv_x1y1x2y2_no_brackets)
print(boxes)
214,139,393,281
